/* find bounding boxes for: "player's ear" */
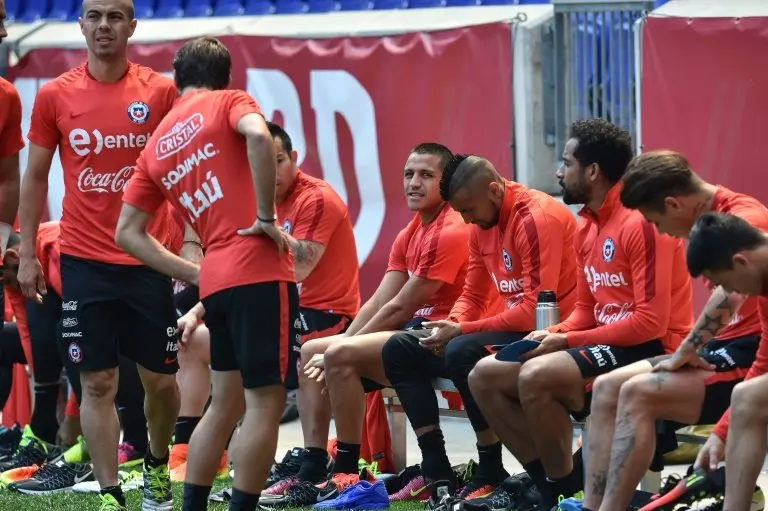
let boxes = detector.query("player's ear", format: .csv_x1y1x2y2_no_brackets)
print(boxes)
128,18,137,36
290,150,298,165
663,196,681,213
732,252,749,269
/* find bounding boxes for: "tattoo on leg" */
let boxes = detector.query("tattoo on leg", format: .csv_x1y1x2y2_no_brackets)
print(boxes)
604,411,636,498
592,470,608,498
650,372,668,391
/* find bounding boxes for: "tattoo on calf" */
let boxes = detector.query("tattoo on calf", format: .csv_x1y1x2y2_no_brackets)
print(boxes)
592,470,608,497
604,411,636,498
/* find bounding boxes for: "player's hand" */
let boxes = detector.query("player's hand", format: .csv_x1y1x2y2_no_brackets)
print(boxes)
237,219,288,256
17,254,45,304
652,341,714,372
304,353,326,383
694,433,725,472
55,415,82,447
177,310,202,347
520,332,568,360
419,320,462,354
523,330,551,341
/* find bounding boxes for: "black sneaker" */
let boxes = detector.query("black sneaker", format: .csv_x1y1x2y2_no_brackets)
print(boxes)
9,459,93,494
467,474,532,511
0,434,64,472
638,467,725,511
209,487,232,503
265,447,304,488
457,469,510,500
259,480,323,509
383,463,422,494
0,424,22,462
427,481,458,511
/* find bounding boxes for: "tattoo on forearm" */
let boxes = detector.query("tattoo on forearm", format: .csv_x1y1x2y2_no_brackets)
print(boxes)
294,240,319,264
604,411,636,499
687,294,735,348
592,470,608,498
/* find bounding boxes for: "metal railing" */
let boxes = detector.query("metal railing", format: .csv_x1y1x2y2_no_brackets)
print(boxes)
550,0,654,156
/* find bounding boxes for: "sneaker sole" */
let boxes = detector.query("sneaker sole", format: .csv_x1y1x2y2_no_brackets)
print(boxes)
141,499,173,511
16,485,74,495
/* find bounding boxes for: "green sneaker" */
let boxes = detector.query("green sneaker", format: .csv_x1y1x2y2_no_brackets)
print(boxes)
99,493,127,511
63,435,89,463
142,461,173,511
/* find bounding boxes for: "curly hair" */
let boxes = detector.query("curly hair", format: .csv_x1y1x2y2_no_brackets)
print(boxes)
569,119,634,184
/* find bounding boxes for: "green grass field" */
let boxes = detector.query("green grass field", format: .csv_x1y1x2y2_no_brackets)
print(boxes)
0,481,425,511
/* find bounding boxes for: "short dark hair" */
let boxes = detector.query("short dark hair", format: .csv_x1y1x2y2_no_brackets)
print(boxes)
620,151,699,212
173,37,231,91
569,119,634,184
439,154,499,202
687,212,767,278
411,142,453,172
267,122,293,154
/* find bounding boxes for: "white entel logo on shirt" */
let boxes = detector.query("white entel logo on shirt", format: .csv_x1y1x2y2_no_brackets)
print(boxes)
69,128,149,156
584,265,628,294
490,272,523,294
156,113,205,161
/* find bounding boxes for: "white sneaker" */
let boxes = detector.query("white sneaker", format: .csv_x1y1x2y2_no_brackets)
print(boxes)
72,470,143,493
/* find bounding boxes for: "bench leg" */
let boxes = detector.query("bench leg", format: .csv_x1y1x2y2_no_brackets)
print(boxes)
387,405,408,472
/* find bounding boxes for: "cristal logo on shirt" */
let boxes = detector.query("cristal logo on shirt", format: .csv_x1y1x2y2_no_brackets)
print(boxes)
156,113,204,161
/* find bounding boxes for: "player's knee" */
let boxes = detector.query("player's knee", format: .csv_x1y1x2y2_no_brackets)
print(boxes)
444,335,482,379
146,373,179,402
518,357,552,399
616,374,656,412
730,379,768,421
300,338,327,364
381,334,413,381
323,341,355,374
468,356,496,395
591,372,626,412
81,368,118,401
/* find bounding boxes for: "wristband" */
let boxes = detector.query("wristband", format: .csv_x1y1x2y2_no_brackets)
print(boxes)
0,223,11,254
258,215,276,224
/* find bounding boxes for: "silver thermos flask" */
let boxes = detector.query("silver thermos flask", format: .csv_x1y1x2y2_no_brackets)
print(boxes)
535,290,560,330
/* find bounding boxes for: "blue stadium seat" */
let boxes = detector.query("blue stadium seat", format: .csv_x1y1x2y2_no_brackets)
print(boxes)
274,0,307,13
185,0,213,16
213,0,244,15
373,0,405,9
445,0,479,6
244,0,274,13
480,0,516,5
408,0,445,8
68,5,80,20
307,0,338,12
4,0,20,22
517,0,549,3
20,0,47,22
155,0,184,17
134,0,156,17
48,0,74,20
338,0,371,10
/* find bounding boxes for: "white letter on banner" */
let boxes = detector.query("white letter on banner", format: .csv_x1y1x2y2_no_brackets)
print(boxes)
310,70,384,267
245,69,307,166
15,77,65,221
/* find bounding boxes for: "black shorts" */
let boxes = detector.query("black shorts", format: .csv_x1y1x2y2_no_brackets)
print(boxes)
201,281,299,390
567,340,665,420
297,308,352,344
59,254,179,375
360,316,430,393
648,335,759,425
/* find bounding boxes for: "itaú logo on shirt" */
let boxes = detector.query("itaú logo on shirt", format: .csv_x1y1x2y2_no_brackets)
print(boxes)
490,272,523,294
156,113,205,161
77,166,134,194
69,128,149,157
584,265,628,294
594,302,633,325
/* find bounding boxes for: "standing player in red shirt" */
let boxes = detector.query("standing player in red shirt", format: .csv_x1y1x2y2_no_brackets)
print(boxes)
381,153,579,506
679,213,768,511
15,0,181,509
116,37,295,511
565,152,768,511
468,119,694,510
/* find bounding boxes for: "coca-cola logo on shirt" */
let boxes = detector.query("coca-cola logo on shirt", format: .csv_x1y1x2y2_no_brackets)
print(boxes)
594,302,633,325
77,166,134,194
156,113,205,161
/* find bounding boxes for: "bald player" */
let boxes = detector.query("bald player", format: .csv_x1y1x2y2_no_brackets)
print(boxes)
382,154,578,504
16,0,187,510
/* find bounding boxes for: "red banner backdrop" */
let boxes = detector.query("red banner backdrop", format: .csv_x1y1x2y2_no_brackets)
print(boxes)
8,24,514,300
641,16,768,312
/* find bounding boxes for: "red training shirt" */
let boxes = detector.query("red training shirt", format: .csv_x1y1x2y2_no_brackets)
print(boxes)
0,77,24,159
123,89,294,299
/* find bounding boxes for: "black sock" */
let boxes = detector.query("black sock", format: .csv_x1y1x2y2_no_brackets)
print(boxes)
417,430,454,486
120,406,148,455
229,487,260,511
333,442,361,475
477,442,504,480
523,459,547,489
100,485,126,506
183,483,212,511
145,449,169,468
296,447,329,482
550,471,577,499
174,416,202,445
29,383,60,444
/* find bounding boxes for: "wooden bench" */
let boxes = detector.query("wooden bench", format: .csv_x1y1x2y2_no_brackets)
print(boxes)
382,378,681,493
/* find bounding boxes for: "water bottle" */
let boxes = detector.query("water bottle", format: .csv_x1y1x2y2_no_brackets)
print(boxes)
535,290,560,330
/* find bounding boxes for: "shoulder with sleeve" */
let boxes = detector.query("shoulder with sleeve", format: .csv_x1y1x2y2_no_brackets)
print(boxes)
0,77,20,103
728,200,768,232
300,173,348,216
